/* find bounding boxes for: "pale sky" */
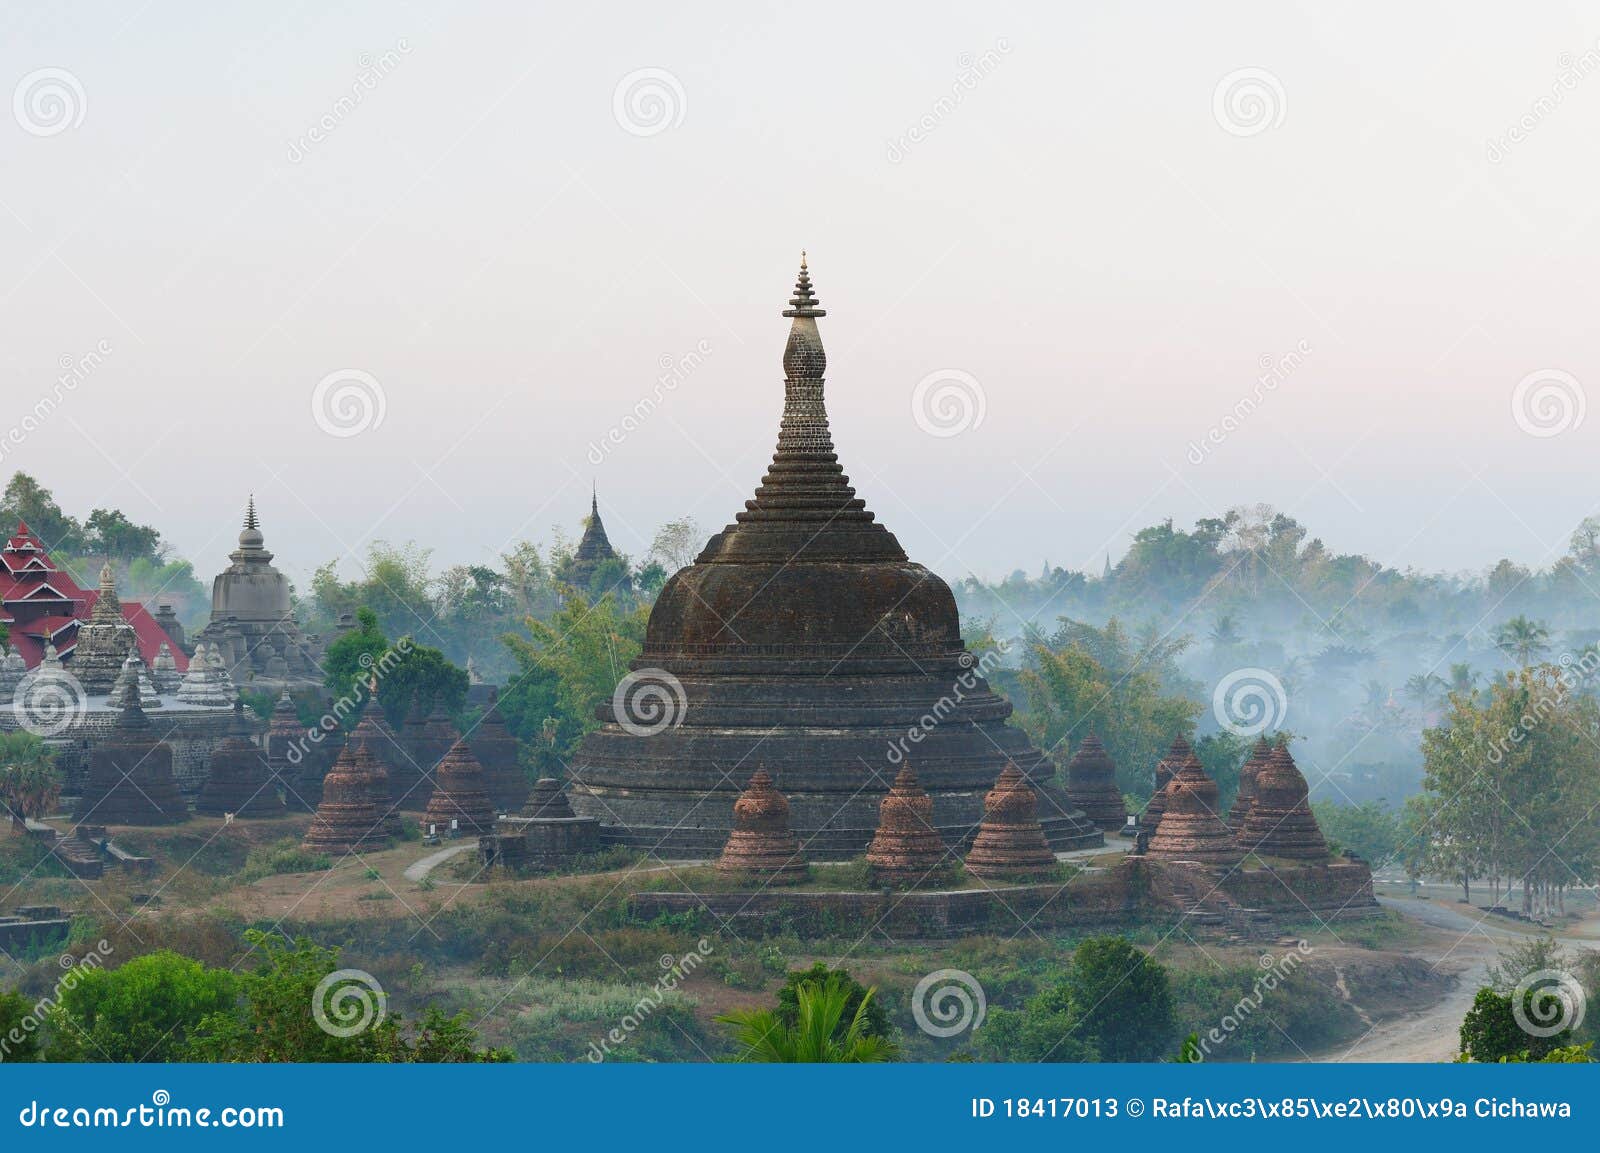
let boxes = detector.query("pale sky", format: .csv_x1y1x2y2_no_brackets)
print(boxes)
3,2,1598,591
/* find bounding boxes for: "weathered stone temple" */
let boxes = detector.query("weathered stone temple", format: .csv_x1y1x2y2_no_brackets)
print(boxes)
568,260,1102,857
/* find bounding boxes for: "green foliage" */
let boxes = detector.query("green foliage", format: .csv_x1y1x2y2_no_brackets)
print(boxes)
46,950,237,1062
239,838,331,881
717,976,897,1063
1175,1031,1202,1062
193,931,511,1062
975,936,1173,1062
0,988,44,1061
1310,800,1401,864
1017,618,1200,798
1458,986,1569,1062
775,963,889,1041
321,607,469,729
500,588,648,773
0,731,62,830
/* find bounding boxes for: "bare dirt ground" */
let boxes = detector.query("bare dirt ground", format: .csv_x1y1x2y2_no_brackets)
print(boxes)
1302,883,1600,1062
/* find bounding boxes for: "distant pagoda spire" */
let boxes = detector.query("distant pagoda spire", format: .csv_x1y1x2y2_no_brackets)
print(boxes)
781,251,826,319
232,493,270,560
244,494,258,533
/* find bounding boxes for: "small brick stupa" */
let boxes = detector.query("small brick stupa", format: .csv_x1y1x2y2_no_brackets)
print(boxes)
409,701,462,806
469,688,527,813
348,695,404,839
301,726,390,854
965,765,1058,880
522,777,574,819
1146,756,1243,867
265,691,304,803
1238,744,1328,860
716,769,808,884
1142,735,1192,833
75,688,189,825
1065,734,1127,832
196,699,286,817
422,739,496,836
865,765,952,888
1226,736,1273,831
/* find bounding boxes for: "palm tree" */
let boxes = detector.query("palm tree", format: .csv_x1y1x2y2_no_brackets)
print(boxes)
1448,662,1479,697
1493,615,1551,667
0,731,62,834
716,977,897,1063
1402,672,1445,714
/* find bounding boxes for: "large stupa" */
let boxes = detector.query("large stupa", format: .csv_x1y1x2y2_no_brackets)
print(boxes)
567,258,1102,858
191,497,322,691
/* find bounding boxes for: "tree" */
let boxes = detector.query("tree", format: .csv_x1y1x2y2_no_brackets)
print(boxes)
83,508,162,562
0,989,44,1061
0,473,84,555
321,608,468,727
1310,800,1400,864
648,516,703,573
716,976,896,1063
1459,987,1570,1062
974,981,1099,1063
46,951,237,1062
774,963,889,1042
1065,936,1175,1062
0,732,62,833
1493,615,1551,667
500,588,648,772
192,931,510,1062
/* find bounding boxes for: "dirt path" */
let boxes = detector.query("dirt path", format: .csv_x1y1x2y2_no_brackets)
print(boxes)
1311,893,1599,1062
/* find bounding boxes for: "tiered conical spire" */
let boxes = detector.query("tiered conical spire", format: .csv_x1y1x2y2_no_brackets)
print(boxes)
301,730,389,854
75,686,189,824
1065,734,1127,832
1238,744,1328,860
197,698,286,817
422,739,496,836
1227,736,1273,831
699,256,904,564
865,765,952,888
965,765,1058,880
1146,755,1243,867
1142,735,1192,832
716,768,808,884
521,777,575,819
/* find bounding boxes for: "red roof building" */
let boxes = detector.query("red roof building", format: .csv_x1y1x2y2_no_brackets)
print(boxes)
0,522,187,673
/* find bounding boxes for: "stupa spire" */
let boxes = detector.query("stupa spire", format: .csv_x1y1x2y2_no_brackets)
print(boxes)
244,494,258,533
781,251,825,319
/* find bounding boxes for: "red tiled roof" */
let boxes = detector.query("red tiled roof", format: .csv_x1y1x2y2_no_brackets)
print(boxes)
0,522,187,673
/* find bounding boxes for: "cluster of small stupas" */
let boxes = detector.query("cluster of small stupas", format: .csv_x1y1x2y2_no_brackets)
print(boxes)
301,698,395,854
1134,733,1331,867
712,762,1063,889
